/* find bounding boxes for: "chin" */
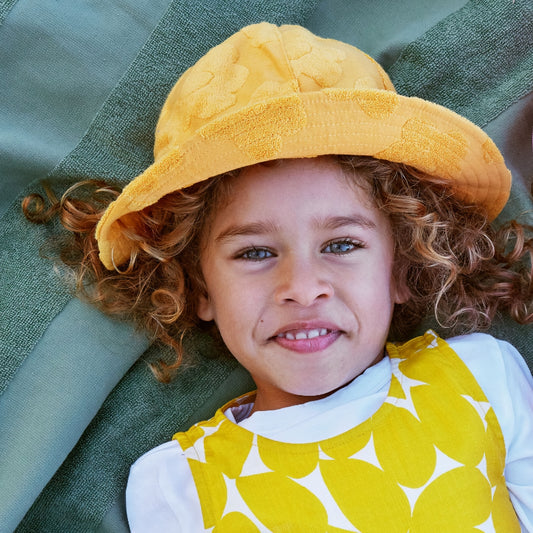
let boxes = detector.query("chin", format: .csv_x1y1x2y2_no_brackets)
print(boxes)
290,380,350,400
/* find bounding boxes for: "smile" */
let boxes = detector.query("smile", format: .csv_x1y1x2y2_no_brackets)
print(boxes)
272,327,342,353
277,328,330,340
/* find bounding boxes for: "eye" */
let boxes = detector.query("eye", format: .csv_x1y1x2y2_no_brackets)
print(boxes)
322,239,364,255
235,247,275,261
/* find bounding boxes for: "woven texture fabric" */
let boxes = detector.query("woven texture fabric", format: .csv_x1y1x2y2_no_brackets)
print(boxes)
0,0,17,27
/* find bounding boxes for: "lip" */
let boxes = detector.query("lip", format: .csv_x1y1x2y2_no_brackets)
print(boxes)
270,321,344,354
271,320,343,337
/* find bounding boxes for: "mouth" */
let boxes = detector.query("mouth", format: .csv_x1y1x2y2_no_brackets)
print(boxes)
276,328,331,340
271,324,343,353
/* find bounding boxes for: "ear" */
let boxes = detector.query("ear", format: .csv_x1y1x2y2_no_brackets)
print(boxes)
392,266,411,305
394,282,411,305
196,293,215,322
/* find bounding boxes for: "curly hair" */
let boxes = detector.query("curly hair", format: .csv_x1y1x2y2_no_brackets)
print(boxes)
336,156,532,335
23,156,532,382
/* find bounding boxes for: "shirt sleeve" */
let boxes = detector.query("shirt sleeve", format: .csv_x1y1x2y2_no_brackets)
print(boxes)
448,333,533,531
126,440,204,532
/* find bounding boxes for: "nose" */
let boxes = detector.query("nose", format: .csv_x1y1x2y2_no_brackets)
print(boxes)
273,255,334,306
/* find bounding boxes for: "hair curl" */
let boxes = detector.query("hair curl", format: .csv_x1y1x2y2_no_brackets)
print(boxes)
23,156,532,381
336,156,532,336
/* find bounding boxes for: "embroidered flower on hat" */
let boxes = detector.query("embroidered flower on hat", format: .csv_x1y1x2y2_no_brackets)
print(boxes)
180,41,249,122
241,22,279,47
376,117,468,178
250,79,300,103
325,88,400,119
482,138,505,165
283,26,346,90
200,95,307,160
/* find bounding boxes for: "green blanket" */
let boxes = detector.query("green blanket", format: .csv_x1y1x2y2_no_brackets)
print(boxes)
1,0,531,531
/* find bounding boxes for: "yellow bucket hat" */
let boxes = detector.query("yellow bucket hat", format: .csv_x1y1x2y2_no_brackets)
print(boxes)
96,22,511,270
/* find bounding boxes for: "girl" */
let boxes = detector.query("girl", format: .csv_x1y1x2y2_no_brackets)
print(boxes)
24,23,532,531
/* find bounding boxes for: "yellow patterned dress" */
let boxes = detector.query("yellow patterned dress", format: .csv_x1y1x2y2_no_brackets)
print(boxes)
174,332,520,532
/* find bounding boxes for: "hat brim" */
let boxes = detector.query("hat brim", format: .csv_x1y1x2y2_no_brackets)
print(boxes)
96,88,511,269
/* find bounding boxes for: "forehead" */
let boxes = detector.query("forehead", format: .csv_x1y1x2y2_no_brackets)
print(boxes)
224,157,375,212
200,157,391,246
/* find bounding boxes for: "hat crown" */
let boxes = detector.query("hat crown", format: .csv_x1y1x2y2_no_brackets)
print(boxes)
154,23,394,160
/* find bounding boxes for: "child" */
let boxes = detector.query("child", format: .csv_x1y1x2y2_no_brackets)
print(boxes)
24,23,532,531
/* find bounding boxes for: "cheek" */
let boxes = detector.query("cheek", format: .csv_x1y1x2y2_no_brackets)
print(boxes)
210,280,268,342
198,277,248,326
363,250,404,309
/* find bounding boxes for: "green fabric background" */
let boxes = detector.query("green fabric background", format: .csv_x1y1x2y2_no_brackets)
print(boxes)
0,0,17,27
1,0,531,531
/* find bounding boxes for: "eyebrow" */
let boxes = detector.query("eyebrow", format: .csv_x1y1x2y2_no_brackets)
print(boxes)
215,214,376,243
215,221,280,242
317,214,377,231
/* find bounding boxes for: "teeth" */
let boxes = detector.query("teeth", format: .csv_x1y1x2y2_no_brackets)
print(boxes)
278,328,329,340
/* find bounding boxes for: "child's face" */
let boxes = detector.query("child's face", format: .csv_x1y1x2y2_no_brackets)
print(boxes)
197,157,406,412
